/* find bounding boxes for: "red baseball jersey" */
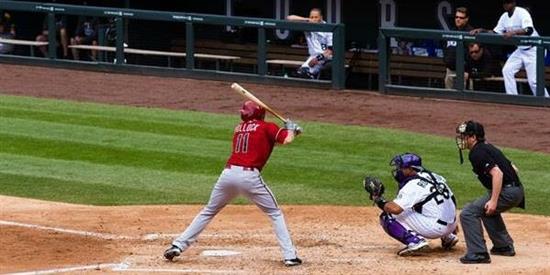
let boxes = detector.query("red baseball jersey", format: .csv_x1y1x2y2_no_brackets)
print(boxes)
226,119,288,170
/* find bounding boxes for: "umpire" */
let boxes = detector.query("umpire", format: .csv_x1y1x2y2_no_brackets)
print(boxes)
455,120,524,264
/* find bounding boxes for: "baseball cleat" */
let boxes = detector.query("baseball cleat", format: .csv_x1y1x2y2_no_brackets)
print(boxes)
460,252,491,264
490,245,515,256
441,234,459,250
397,239,430,256
284,257,303,267
164,245,182,261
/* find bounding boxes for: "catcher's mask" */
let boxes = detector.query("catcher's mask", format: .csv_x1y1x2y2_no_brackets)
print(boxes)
240,100,265,121
389,153,423,189
455,120,485,164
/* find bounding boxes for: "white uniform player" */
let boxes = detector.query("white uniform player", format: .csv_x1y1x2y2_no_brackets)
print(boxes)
287,8,333,79
393,171,457,239
300,28,333,77
366,153,458,256
492,1,549,97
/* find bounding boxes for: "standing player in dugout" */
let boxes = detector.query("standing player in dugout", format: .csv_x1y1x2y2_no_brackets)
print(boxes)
164,100,303,267
470,0,549,97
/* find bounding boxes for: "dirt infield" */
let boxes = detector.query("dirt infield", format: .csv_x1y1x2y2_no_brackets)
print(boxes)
1,196,549,274
1,64,550,274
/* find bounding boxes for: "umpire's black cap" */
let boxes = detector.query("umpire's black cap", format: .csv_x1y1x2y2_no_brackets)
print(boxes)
457,120,485,141
502,0,515,3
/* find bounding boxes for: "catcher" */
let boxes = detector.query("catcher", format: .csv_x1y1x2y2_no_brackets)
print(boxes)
364,153,459,256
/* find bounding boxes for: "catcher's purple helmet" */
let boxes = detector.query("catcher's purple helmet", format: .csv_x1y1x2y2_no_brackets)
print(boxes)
389,153,423,188
240,100,265,121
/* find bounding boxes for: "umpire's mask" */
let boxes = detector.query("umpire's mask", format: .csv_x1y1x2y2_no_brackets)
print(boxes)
455,120,485,164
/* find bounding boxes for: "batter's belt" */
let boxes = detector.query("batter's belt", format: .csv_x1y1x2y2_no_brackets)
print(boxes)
225,164,258,171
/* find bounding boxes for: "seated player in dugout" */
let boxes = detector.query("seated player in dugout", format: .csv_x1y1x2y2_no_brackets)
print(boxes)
287,8,333,79
363,153,459,256
0,11,16,55
36,14,69,58
466,43,500,80
465,43,502,90
70,16,99,61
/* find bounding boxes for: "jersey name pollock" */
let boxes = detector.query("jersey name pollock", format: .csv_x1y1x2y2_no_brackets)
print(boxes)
226,120,287,169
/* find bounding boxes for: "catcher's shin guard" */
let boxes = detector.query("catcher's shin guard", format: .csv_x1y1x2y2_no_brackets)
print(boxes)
379,212,424,245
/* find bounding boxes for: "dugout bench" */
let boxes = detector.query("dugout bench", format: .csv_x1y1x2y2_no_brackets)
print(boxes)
0,38,48,57
68,44,240,70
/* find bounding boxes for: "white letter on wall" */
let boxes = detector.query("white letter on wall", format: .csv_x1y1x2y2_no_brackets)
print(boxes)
438,1,452,30
379,0,397,47
275,0,290,40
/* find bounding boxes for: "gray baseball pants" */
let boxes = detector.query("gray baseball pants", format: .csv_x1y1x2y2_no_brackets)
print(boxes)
460,185,524,255
172,165,298,260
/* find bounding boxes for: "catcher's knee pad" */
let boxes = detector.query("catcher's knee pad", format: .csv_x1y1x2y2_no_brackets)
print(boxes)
379,212,422,245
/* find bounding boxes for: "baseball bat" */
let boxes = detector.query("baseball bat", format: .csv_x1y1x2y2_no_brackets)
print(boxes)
230,83,288,123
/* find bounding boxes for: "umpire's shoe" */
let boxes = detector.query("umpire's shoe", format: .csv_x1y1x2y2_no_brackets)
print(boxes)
460,252,491,264
398,239,429,256
284,257,303,267
490,244,515,256
164,245,182,261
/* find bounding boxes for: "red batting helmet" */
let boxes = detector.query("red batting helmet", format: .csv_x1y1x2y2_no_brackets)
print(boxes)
240,100,265,121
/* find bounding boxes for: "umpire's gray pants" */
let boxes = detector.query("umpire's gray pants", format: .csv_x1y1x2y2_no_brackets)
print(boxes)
460,186,524,254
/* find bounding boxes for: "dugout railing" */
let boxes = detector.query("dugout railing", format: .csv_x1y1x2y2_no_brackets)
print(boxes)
378,27,550,107
0,1,346,89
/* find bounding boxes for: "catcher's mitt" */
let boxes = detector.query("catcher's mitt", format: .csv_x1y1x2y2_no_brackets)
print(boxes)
363,176,385,200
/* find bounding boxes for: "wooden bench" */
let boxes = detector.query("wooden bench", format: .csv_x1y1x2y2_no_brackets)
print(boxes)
475,68,550,94
265,59,303,76
0,38,48,57
172,40,258,71
170,39,536,90
172,40,329,76
68,44,240,70
348,51,449,87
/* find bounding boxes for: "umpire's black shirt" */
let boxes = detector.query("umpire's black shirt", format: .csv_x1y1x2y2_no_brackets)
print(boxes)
468,142,521,190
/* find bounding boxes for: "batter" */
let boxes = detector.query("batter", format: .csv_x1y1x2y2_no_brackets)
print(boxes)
164,100,303,267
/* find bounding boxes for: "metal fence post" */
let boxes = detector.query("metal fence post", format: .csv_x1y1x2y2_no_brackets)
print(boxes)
536,44,545,97
378,31,388,93
455,40,465,91
257,28,267,76
115,17,124,64
98,25,106,62
186,22,195,69
47,13,56,59
332,24,345,90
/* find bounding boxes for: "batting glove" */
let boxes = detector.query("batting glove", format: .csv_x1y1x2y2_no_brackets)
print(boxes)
284,119,302,135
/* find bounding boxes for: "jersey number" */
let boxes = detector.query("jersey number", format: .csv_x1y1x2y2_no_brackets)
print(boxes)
234,133,250,153
430,183,450,205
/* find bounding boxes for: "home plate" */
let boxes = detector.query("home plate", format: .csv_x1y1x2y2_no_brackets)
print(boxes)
201,250,242,257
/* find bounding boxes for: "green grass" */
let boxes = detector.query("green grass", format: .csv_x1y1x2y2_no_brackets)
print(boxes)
1,95,549,215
